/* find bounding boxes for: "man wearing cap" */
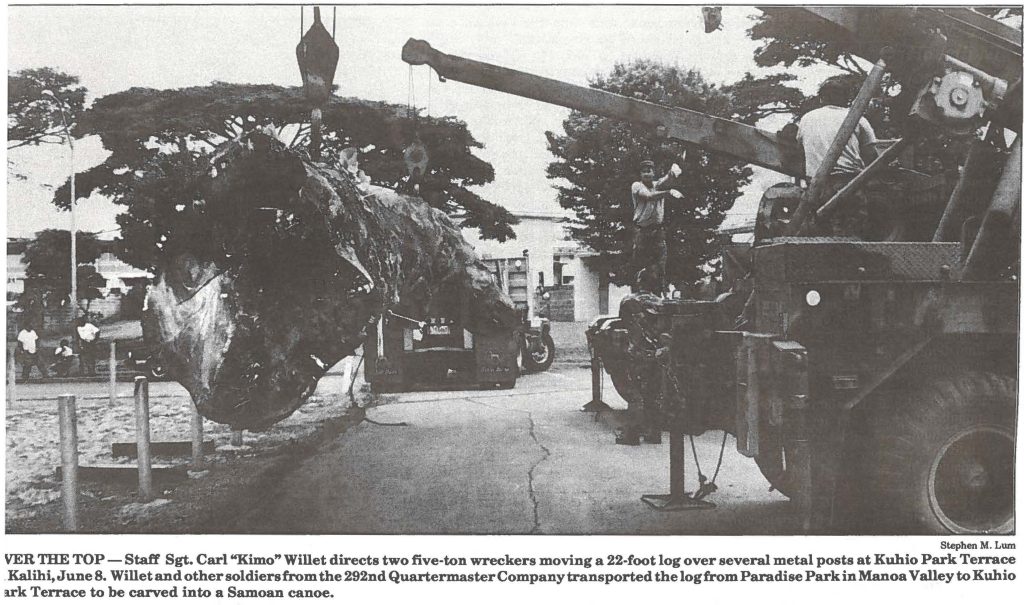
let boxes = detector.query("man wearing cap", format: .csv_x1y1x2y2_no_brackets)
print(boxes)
630,159,683,292
797,76,879,235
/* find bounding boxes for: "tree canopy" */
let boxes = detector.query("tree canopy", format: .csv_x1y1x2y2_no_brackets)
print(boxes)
7,68,86,149
749,7,1023,175
16,230,106,322
546,60,803,289
51,82,515,272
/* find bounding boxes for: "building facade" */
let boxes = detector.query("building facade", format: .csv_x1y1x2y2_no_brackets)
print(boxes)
460,212,630,323
6,238,151,331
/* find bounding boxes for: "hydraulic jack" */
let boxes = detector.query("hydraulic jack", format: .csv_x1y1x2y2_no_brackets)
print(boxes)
641,431,715,511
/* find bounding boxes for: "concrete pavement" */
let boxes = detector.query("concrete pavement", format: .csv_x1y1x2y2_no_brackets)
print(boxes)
232,365,797,534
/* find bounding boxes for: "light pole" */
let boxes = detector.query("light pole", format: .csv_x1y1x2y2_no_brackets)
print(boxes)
42,90,76,321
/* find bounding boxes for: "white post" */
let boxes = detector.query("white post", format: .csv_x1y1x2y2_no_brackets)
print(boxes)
108,341,117,407
43,90,76,321
7,353,16,407
58,395,79,531
69,137,76,322
134,377,154,502
341,356,353,392
190,406,204,470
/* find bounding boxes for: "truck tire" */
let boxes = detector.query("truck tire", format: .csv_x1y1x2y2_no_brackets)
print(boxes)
524,334,555,372
871,372,1015,534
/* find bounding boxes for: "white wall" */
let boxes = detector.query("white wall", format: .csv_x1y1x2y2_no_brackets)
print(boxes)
7,253,26,295
574,257,601,321
608,282,631,317
461,213,573,295
462,213,630,324
92,252,151,295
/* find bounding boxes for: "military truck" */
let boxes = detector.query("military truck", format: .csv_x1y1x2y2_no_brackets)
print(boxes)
364,250,554,391
402,7,1020,533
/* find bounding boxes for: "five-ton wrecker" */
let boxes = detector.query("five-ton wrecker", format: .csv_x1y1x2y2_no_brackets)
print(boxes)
365,250,554,391
403,7,1021,533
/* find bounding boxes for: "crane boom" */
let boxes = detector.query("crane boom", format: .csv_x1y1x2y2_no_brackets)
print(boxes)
402,39,804,177
402,9,1019,179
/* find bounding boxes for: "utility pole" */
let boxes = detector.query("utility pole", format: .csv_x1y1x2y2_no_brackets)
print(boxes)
42,90,77,321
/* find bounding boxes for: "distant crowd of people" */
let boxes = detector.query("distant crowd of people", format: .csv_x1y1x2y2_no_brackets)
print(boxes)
14,317,100,380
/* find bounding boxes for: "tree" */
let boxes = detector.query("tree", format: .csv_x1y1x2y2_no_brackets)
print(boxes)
7,68,86,149
16,230,106,320
748,7,1023,176
721,72,809,123
51,83,515,274
546,61,801,288
748,10,870,76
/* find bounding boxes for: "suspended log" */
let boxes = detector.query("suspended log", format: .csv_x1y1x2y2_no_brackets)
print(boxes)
145,132,519,429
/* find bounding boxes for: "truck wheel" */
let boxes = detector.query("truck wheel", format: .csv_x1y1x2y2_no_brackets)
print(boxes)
871,372,1015,534
524,334,555,372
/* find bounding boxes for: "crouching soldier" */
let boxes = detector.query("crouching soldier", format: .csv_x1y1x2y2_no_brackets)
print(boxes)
616,269,668,445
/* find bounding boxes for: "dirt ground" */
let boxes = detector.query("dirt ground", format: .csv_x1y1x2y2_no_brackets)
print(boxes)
5,373,372,534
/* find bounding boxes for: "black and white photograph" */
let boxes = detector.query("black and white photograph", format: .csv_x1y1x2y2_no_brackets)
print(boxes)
4,0,1021,578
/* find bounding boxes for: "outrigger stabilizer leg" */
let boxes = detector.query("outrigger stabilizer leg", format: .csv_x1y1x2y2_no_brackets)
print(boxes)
641,431,715,511
581,348,612,413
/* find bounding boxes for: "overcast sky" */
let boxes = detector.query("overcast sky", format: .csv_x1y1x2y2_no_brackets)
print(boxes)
7,4,836,239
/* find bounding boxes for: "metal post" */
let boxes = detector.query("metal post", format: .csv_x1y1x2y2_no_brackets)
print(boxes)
134,376,154,502
190,406,204,470
581,349,611,413
58,394,79,531
7,353,16,407
341,356,353,392
108,341,117,407
70,138,76,322
641,364,714,511
44,91,76,321
785,52,890,235
641,431,714,511
669,432,687,496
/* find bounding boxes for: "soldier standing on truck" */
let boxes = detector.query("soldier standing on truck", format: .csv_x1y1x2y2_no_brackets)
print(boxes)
630,159,684,293
797,75,879,236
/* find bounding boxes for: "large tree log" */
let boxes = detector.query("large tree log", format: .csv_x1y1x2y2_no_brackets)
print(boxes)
145,132,519,429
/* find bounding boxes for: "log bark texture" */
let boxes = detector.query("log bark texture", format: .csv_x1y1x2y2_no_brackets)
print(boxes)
145,133,519,429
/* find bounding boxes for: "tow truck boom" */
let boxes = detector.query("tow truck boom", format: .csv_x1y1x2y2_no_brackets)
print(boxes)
402,8,1020,180
401,38,804,177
